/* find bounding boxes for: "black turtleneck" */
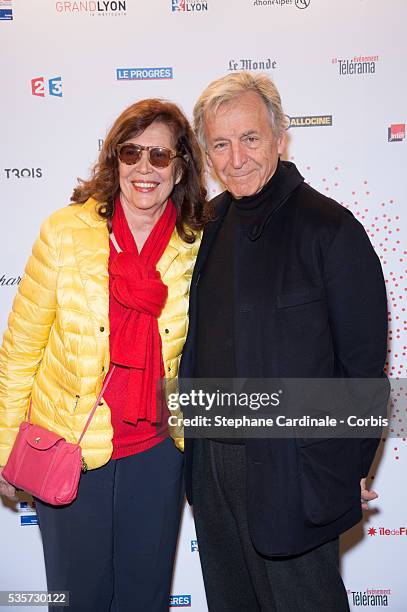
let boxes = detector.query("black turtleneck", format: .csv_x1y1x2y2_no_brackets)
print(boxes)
195,165,281,380
194,165,282,442
232,162,280,219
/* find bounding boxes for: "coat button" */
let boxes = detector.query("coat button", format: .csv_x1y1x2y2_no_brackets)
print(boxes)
165,328,169,334
100,326,105,332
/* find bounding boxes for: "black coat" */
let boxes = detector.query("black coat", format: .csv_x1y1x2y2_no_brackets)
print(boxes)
180,161,388,556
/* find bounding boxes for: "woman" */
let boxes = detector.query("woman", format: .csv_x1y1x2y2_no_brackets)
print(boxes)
0,99,207,611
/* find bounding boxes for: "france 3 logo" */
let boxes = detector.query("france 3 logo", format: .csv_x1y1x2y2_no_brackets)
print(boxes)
169,595,192,607
31,76,63,98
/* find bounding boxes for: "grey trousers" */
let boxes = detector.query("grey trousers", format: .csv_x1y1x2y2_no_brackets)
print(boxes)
192,439,350,612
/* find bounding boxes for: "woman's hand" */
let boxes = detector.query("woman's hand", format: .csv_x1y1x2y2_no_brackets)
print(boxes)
0,469,17,499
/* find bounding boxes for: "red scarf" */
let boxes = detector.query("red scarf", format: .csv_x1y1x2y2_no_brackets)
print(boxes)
109,195,176,425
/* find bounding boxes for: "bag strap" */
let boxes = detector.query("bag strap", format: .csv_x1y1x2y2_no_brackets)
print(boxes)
26,366,116,446
78,366,116,445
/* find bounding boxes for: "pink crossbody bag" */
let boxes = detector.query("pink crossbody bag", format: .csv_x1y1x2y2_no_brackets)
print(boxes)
2,367,115,506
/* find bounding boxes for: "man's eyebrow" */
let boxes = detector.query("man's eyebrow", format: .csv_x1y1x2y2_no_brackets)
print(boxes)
211,130,259,142
241,130,259,137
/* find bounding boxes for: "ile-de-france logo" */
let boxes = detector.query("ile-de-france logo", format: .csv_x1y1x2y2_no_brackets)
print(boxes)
368,526,407,536
31,76,63,98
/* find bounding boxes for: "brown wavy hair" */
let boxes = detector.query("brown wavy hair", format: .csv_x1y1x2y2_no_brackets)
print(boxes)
71,99,209,242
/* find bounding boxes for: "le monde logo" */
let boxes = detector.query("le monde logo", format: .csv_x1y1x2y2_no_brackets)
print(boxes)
228,58,277,71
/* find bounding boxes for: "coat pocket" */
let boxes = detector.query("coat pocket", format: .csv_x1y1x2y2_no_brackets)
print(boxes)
276,286,323,309
297,438,361,526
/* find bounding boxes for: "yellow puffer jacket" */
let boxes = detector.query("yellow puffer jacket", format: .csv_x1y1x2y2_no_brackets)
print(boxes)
0,198,200,469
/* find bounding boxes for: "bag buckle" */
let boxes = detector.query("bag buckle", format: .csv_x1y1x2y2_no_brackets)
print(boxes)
81,457,88,473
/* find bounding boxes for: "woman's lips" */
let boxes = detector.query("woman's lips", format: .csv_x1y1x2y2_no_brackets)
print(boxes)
131,181,159,192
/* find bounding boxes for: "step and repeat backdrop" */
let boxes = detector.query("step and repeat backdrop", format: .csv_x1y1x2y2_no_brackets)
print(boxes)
1,0,406,610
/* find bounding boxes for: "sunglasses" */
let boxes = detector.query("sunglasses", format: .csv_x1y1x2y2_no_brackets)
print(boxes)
116,143,179,168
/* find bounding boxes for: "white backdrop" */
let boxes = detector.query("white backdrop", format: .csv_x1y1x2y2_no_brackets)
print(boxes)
1,0,406,609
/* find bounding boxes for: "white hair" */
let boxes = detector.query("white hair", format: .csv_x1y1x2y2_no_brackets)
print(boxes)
193,71,288,148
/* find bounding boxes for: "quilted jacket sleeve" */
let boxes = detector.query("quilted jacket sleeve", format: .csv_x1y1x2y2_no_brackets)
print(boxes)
0,215,59,465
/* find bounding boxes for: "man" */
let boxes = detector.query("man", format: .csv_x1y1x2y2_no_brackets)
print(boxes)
179,72,388,611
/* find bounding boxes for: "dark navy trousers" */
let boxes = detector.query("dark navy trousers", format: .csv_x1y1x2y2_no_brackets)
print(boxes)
35,438,184,612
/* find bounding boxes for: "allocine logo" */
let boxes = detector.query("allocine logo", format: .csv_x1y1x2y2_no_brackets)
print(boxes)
347,588,390,607
0,0,13,20
56,1,126,16
3,168,43,179
388,123,405,142
286,115,332,129
172,0,208,12
169,595,191,607
116,67,173,80
228,58,277,71
0,275,22,286
368,526,407,536
332,55,379,76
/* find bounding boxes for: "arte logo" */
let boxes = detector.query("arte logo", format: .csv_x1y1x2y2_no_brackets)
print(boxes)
253,0,311,9
332,55,379,76
286,114,333,128
228,58,277,71
0,0,13,20
172,0,208,12
31,76,63,98
55,1,127,17
0,274,22,286
388,123,405,142
347,588,390,607
116,67,173,80
3,168,43,179
169,595,192,607
190,539,198,552
368,526,407,536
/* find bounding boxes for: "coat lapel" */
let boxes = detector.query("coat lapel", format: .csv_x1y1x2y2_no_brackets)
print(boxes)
192,191,231,282
179,191,231,379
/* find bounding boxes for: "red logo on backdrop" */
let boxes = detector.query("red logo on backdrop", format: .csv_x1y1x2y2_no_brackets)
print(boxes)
368,525,407,536
388,123,405,142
